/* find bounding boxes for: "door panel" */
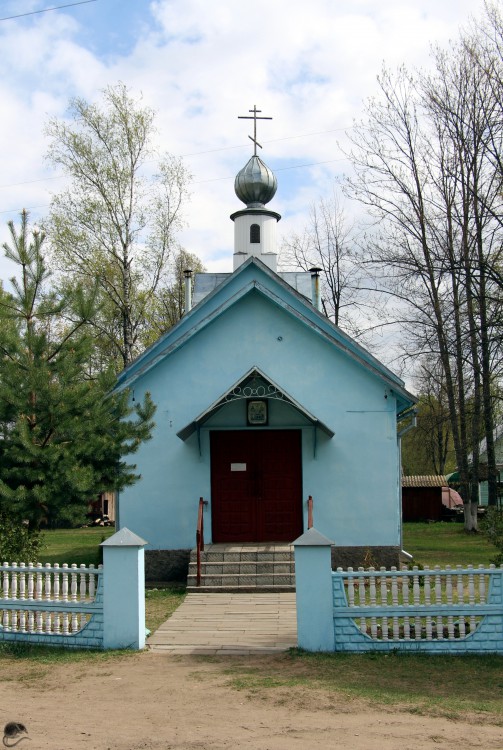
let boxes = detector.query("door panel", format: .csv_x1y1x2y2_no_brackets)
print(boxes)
211,430,302,542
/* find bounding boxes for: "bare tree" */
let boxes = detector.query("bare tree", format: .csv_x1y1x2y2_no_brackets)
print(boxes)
402,357,455,476
280,190,381,339
344,53,503,529
424,28,503,507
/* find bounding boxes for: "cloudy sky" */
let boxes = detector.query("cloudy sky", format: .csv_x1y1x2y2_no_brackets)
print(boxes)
0,0,489,285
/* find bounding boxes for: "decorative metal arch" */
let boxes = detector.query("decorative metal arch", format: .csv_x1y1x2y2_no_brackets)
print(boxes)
176,367,334,449
223,373,286,404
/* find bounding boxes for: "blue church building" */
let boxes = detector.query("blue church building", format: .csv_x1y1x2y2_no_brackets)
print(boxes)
115,134,416,582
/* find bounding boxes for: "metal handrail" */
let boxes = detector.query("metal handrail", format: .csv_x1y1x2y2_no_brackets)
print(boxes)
307,495,314,529
196,497,207,586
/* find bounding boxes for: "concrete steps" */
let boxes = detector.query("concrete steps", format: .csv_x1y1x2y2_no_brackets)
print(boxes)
186,543,295,592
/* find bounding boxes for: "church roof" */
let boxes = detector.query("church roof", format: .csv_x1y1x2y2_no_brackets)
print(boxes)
115,256,416,416
192,271,312,306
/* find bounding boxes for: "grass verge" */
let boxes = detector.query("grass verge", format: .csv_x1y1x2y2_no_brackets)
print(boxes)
0,640,135,680
223,649,503,723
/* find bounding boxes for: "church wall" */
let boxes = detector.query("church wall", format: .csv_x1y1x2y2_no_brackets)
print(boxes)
118,288,401,558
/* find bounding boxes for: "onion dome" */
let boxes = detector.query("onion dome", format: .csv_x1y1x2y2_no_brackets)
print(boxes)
235,155,277,207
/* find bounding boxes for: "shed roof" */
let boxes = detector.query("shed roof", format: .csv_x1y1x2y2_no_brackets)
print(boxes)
402,475,446,488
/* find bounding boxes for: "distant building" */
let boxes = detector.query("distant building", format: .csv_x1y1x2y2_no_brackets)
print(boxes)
402,475,463,521
477,426,503,506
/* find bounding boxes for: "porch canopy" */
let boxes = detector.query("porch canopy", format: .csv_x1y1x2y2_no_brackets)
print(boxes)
176,366,334,442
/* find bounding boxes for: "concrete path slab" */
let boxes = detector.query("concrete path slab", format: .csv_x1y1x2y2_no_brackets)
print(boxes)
147,592,297,655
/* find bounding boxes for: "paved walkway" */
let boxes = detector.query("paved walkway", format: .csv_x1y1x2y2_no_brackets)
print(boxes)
147,592,298,655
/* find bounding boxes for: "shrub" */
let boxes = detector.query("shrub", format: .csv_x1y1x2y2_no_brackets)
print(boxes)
0,513,43,563
479,507,503,565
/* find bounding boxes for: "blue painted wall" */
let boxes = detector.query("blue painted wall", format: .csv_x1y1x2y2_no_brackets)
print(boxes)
118,262,412,551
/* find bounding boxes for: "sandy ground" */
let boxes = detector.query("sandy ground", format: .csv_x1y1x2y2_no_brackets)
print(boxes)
2,651,502,750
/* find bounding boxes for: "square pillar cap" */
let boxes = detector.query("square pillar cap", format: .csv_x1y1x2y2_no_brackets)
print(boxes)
293,527,333,547
100,527,148,547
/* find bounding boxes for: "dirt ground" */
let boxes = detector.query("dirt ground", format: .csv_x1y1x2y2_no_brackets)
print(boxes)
2,651,502,750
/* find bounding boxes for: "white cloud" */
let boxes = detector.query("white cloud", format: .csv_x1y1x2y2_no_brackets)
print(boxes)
0,0,489,296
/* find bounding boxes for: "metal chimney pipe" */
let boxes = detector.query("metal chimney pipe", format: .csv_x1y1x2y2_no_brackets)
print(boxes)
184,269,193,314
309,267,322,311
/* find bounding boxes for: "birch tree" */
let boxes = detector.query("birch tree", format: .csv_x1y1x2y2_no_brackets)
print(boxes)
46,83,191,370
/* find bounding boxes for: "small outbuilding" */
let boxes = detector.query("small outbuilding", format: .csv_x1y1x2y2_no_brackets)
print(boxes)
402,475,463,521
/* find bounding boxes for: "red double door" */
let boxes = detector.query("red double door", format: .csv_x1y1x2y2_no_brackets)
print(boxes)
210,430,303,543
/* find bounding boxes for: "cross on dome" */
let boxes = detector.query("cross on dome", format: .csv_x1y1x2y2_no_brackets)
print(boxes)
238,105,272,156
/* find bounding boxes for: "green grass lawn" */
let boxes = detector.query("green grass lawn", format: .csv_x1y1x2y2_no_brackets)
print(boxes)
145,585,186,632
402,521,496,567
37,527,116,566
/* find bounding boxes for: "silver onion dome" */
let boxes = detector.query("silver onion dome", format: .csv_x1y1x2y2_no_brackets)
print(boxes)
235,155,277,207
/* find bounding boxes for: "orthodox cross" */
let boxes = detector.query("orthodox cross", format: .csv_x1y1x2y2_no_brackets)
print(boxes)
238,105,272,156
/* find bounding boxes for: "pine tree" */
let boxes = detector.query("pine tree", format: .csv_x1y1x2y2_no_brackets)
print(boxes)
0,211,155,529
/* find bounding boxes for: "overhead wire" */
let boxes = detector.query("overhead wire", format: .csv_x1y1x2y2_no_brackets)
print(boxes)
0,155,350,215
0,125,352,192
0,1,97,22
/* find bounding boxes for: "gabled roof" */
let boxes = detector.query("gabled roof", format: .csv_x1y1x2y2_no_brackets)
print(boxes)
177,366,335,441
115,257,416,414
193,271,312,305
402,475,446,488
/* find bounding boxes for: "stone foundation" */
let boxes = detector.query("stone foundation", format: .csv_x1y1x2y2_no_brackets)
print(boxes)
331,546,401,570
145,549,191,582
145,545,401,582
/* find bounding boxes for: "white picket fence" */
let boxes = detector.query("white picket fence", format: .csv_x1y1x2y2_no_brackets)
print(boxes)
337,564,495,642
1,562,102,636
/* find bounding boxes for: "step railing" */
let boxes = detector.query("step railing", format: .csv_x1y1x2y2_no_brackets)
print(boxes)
307,495,314,529
196,497,208,586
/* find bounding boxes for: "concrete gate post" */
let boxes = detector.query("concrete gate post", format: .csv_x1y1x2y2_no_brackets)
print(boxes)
101,528,148,650
293,527,335,652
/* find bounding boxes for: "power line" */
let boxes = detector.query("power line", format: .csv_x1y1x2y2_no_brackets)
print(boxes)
181,127,350,158
0,157,349,215
0,176,63,190
0,0,97,22
196,157,349,184
0,126,351,192
0,204,50,216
